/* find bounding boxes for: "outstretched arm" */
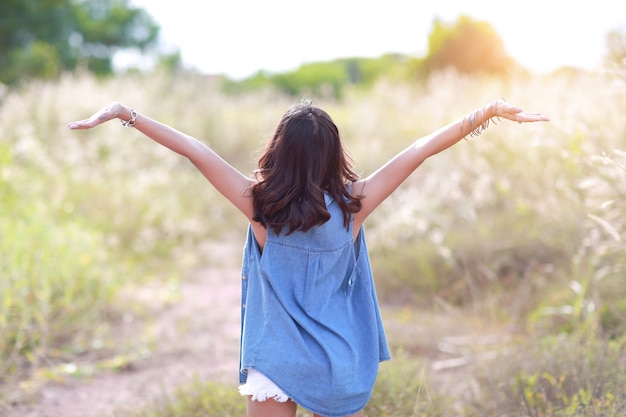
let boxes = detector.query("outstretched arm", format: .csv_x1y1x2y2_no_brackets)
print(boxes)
352,99,549,227
68,102,255,220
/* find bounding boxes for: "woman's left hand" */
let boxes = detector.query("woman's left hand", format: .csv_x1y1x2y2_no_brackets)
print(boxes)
491,98,550,123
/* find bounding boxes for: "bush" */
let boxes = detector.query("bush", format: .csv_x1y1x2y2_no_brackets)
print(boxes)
465,334,626,416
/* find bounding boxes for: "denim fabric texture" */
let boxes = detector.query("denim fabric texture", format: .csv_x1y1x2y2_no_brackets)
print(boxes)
238,192,391,417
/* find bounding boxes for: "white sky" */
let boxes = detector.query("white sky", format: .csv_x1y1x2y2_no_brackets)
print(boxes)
129,0,625,79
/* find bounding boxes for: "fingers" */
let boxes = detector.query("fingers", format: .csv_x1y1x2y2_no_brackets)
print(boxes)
67,102,122,130
492,98,549,123
515,111,550,123
67,115,107,129
67,120,94,130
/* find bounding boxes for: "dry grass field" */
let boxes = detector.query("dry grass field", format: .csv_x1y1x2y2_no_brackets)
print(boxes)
1,67,625,416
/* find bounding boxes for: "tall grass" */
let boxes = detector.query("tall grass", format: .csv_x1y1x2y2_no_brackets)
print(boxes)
464,333,626,416
1,67,625,414
0,148,119,379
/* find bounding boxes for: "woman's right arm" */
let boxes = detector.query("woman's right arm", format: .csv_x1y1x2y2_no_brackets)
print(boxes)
68,102,255,220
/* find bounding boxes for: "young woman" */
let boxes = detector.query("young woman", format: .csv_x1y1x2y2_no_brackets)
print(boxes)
68,98,548,417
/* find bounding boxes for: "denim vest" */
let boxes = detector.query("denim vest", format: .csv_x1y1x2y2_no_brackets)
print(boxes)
239,192,390,417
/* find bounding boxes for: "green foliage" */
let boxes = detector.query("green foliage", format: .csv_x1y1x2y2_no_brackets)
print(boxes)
0,152,119,378
224,54,417,97
365,352,452,417
425,15,512,75
465,335,626,416
271,60,349,97
155,50,185,73
0,0,159,85
3,41,62,83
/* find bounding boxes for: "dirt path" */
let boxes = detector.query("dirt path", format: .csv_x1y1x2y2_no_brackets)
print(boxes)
2,236,509,417
3,239,244,417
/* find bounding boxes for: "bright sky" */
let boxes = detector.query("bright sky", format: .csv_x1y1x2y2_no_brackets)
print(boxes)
129,0,624,79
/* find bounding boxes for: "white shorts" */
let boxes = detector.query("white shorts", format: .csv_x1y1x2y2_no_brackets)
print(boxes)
238,369,290,402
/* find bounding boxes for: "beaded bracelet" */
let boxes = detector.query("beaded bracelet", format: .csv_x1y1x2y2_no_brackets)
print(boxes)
121,108,137,127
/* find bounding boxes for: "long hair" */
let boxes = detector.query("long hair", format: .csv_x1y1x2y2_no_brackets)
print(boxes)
252,101,362,234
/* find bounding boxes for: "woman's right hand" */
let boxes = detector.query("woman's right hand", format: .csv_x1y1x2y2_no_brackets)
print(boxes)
67,102,132,130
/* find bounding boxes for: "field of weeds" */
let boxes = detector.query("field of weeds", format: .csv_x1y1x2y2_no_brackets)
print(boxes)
1,68,625,416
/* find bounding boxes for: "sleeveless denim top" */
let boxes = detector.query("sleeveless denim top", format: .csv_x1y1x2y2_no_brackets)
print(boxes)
239,191,391,417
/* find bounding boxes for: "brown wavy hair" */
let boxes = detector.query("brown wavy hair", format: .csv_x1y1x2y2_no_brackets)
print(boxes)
252,102,362,234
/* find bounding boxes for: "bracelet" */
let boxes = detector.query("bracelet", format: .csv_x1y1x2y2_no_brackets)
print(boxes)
462,99,502,141
120,108,137,127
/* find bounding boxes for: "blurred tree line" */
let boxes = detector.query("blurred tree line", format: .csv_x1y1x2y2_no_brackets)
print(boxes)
2,1,625,94
0,1,516,90
0,0,166,86
227,15,518,97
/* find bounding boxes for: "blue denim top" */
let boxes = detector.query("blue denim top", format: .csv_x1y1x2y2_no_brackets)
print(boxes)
239,192,391,417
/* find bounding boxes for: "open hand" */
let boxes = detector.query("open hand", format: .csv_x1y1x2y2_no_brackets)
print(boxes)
67,102,126,130
492,98,550,123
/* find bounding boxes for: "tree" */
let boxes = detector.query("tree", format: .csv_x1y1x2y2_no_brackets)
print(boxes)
606,28,626,66
0,0,160,86
424,15,513,76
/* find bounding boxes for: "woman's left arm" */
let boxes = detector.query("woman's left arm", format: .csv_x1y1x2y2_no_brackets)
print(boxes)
352,99,549,226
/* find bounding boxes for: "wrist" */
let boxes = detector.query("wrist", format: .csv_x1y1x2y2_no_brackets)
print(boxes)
462,103,493,140
488,98,502,120
119,105,137,128
107,102,129,120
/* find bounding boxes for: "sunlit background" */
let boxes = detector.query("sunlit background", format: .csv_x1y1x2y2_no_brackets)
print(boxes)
127,0,624,77
2,1,626,416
